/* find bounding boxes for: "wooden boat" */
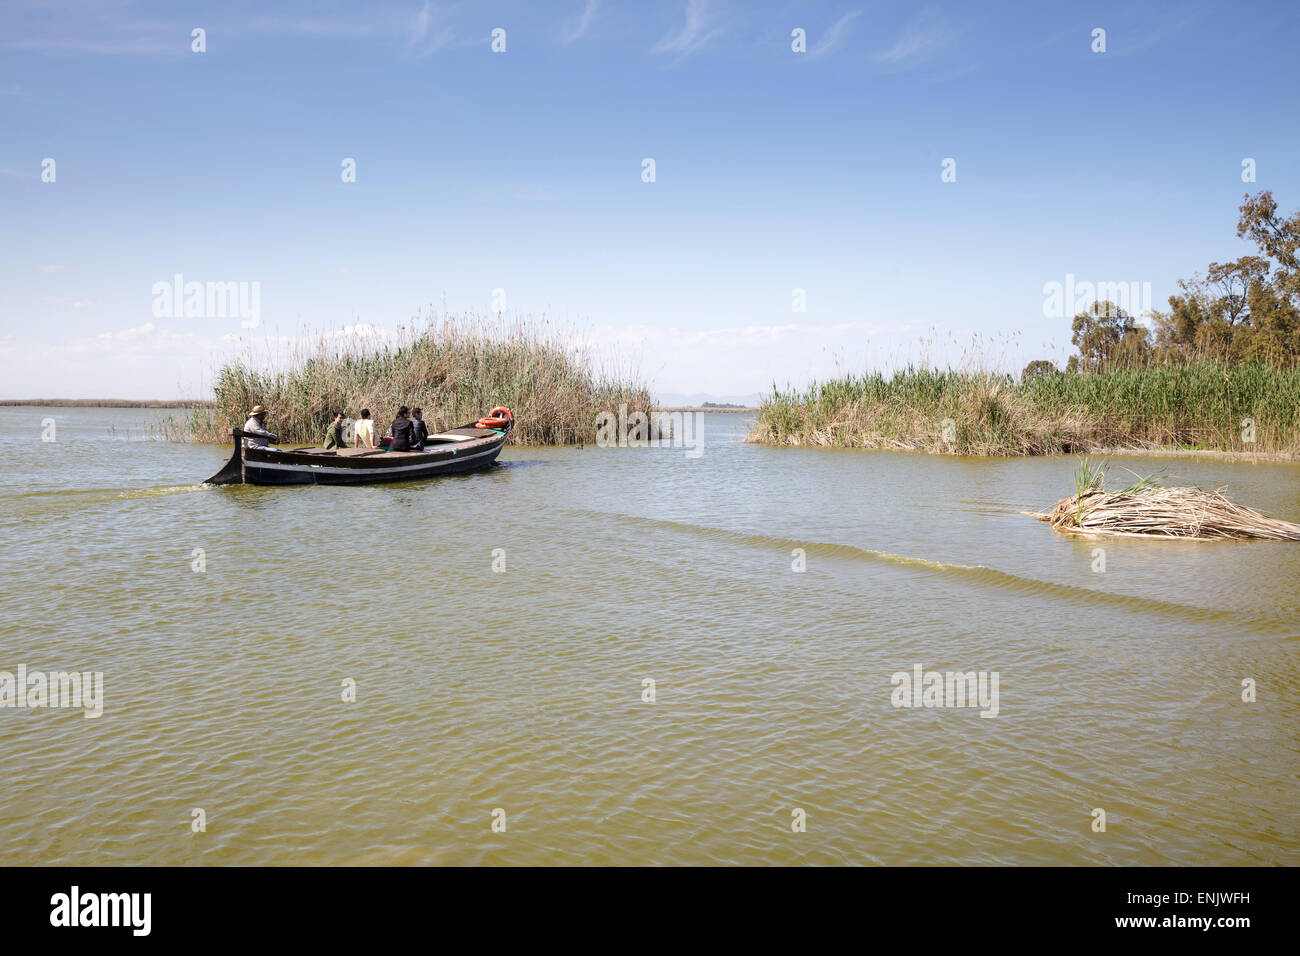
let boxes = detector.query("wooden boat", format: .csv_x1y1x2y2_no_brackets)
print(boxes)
203,411,514,486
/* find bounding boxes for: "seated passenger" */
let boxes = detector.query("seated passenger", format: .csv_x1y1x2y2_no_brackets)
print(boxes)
242,405,279,449
410,407,429,450
353,408,376,448
388,406,414,451
323,412,346,450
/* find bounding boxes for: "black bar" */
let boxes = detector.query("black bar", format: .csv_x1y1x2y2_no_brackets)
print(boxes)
0,866,1288,943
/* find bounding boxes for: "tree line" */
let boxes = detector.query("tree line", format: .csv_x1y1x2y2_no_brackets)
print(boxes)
1024,191,1300,381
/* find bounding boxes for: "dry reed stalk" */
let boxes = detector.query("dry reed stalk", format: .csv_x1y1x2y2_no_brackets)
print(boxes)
1038,486,1300,540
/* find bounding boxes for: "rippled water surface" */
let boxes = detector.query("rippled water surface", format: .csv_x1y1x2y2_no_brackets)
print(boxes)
1,407,1297,865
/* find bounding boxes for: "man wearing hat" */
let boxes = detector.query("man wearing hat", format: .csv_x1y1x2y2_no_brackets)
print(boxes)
242,405,279,449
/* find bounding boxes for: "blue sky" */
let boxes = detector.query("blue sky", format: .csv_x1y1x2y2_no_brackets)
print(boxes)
2,0,1297,401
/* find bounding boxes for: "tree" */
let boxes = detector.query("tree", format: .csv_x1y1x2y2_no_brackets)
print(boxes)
1070,301,1150,372
1149,191,1300,366
1237,190,1300,301
1021,360,1057,384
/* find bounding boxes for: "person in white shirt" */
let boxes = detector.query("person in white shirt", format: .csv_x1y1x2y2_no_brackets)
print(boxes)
242,405,278,448
353,408,376,448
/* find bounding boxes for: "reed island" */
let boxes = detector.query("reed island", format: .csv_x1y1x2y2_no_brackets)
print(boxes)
749,191,1300,458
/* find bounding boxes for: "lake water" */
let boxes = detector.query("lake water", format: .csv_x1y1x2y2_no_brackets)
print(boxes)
1,406,1297,865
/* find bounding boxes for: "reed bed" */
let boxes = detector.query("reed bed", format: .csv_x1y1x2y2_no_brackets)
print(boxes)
167,313,651,445
1035,461,1300,540
750,363,1300,456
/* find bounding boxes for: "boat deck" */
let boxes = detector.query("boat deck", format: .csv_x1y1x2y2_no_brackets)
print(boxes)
285,427,503,457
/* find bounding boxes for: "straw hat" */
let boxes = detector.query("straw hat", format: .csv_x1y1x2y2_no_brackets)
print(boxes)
250,405,267,416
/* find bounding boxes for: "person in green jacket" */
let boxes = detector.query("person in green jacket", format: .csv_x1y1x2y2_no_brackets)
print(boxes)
323,412,347,450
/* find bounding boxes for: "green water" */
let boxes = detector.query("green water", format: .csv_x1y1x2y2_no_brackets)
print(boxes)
1,407,1297,865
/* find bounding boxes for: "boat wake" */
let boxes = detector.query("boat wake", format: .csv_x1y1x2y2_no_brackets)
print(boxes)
0,484,212,510
566,509,1296,634
117,484,212,499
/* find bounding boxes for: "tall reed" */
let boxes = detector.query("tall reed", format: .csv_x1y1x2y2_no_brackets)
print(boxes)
169,313,651,445
749,363,1300,456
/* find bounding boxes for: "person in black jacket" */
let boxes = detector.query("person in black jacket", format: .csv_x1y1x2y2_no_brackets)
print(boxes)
410,407,429,450
388,406,414,451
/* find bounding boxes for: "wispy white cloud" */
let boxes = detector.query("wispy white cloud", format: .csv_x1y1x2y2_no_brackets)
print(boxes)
4,33,178,55
413,2,432,38
873,10,956,69
652,0,721,57
1,322,208,363
0,2,184,55
0,321,229,399
242,15,388,39
1106,8,1208,58
562,0,600,45
0,2,452,57
0,320,408,399
808,10,862,60
581,319,923,395
408,1,455,56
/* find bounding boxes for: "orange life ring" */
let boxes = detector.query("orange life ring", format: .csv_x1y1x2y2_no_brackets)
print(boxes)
476,406,515,429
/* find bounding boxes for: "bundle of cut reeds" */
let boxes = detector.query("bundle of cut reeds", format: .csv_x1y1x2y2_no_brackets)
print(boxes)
1034,460,1300,540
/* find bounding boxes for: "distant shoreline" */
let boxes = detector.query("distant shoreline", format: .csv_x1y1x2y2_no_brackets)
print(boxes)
0,399,212,408
656,405,759,413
